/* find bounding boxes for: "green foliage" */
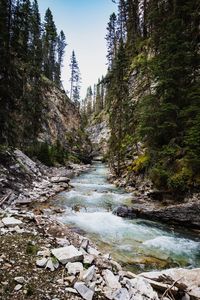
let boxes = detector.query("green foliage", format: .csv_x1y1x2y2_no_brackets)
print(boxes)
105,0,200,194
132,154,150,173
26,141,68,166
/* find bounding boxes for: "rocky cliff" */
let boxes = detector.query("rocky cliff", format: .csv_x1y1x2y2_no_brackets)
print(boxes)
38,85,81,148
86,112,110,156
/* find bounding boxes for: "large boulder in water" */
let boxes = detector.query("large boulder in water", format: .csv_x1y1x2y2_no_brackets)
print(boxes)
112,205,134,218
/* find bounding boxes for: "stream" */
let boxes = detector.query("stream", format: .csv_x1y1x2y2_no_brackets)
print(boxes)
53,161,200,273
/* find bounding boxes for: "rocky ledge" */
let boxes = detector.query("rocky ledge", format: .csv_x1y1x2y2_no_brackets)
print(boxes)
0,148,90,207
0,207,199,300
110,173,200,229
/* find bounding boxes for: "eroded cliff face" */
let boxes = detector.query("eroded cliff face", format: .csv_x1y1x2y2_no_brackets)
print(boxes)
38,85,81,148
86,113,110,156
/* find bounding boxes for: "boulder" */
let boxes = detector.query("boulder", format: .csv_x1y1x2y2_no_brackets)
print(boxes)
51,245,83,264
74,282,94,300
113,205,129,217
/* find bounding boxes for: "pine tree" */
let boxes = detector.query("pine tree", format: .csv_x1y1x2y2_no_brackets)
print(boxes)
55,30,67,87
43,8,57,81
106,13,117,68
30,0,42,80
69,50,81,104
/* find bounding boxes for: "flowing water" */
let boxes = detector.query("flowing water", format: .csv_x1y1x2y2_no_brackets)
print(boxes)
53,161,200,273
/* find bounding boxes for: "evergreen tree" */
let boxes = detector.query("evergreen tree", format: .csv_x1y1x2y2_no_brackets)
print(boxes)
43,8,57,81
106,13,117,68
30,0,42,80
55,30,67,86
69,50,81,104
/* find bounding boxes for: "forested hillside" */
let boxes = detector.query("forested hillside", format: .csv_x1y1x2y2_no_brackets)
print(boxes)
101,0,200,195
0,0,88,165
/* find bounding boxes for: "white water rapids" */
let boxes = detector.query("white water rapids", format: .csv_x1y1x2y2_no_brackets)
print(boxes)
53,162,200,272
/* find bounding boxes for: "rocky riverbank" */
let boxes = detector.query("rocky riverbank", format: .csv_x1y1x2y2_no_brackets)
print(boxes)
110,173,200,229
0,148,90,208
1,205,200,300
1,149,200,300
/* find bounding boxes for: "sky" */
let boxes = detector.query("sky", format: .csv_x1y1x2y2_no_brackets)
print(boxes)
37,0,117,99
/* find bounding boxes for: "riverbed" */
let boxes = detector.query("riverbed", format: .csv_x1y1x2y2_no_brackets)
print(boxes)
52,161,200,273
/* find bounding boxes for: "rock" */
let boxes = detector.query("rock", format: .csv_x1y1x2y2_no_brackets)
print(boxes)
103,253,111,260
51,177,70,183
82,266,96,283
140,268,200,299
14,277,25,284
110,260,122,272
112,205,130,217
46,258,59,271
56,237,70,247
81,238,89,250
182,294,190,300
130,277,158,300
102,269,121,290
74,282,94,300
2,217,22,227
51,245,83,264
14,284,23,291
66,262,83,275
87,246,100,256
84,254,95,265
65,287,78,294
65,275,76,284
36,257,48,267
112,288,130,300
37,249,51,257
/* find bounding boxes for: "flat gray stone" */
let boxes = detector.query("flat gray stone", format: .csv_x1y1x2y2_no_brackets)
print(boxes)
14,284,22,291
14,277,25,284
51,245,83,264
66,262,83,275
2,217,22,227
74,282,94,300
